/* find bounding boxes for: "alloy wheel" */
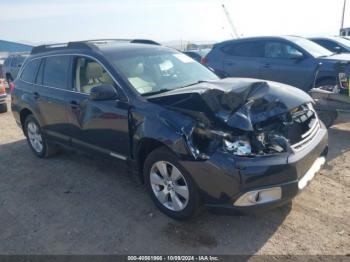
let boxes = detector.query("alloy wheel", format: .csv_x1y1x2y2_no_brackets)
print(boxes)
150,161,189,211
27,122,43,153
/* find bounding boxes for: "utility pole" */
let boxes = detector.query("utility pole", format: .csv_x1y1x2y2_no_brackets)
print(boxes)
341,0,347,30
222,4,239,39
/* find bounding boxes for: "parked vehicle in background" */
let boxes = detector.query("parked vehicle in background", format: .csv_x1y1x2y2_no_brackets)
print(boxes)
0,80,7,113
2,53,28,83
309,36,350,53
183,49,211,62
340,27,350,37
204,36,350,92
11,39,328,219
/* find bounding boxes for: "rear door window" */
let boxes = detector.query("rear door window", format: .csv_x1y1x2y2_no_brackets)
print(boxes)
43,56,70,89
222,41,264,57
21,59,41,83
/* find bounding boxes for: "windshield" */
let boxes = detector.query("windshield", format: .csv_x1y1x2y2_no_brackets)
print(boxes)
294,37,334,57
334,37,350,48
110,50,218,96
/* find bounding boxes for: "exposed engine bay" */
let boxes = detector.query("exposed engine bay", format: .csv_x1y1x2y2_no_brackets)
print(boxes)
148,78,320,158
190,102,319,157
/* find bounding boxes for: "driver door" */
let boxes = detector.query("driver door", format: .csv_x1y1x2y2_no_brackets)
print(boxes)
66,56,130,159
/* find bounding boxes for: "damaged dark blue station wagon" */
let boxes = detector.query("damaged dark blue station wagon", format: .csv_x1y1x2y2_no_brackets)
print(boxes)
11,40,328,219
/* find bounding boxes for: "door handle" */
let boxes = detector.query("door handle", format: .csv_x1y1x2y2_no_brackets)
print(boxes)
70,100,80,111
33,92,40,99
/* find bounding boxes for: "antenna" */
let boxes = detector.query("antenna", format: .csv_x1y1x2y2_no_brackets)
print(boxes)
341,0,347,30
222,4,240,39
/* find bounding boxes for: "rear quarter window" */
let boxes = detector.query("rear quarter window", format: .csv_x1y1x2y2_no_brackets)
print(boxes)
20,59,41,83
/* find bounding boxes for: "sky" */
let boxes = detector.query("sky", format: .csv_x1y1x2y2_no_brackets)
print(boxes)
0,0,349,45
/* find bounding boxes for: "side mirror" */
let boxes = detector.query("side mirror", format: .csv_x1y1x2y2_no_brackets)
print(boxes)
90,84,118,101
289,52,304,60
334,46,342,54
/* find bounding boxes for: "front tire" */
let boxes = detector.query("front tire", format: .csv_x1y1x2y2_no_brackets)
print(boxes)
24,115,58,158
143,147,201,220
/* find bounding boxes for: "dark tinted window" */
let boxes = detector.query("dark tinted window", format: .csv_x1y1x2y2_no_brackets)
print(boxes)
43,56,70,89
265,41,303,58
222,41,264,57
313,39,337,51
21,59,41,83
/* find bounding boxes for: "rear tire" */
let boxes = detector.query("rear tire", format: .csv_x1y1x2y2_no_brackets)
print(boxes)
143,147,201,220
0,103,7,113
24,115,58,158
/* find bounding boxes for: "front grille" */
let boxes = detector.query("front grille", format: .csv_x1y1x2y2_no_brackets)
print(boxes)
291,103,320,152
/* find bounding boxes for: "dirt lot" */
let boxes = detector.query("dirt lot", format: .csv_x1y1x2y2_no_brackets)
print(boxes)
0,98,349,255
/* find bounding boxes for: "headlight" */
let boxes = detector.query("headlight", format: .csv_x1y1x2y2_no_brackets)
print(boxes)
223,137,252,156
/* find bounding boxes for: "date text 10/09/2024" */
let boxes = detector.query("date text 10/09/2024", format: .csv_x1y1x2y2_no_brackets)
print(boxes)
127,256,219,261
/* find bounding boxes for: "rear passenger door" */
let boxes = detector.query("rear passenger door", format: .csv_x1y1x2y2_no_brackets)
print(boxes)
221,41,264,78
66,56,130,159
34,55,73,144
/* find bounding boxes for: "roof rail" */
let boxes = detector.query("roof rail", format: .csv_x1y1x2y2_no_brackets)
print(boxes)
31,38,160,55
81,38,161,45
31,41,97,55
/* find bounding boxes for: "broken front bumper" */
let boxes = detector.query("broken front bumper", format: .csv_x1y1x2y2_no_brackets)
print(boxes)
180,122,328,213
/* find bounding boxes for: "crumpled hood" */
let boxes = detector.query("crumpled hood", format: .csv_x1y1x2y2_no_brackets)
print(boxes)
148,78,313,131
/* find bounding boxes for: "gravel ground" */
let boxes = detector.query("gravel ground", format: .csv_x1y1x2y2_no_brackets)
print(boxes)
0,98,349,255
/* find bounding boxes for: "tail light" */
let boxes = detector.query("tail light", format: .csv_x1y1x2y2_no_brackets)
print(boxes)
9,82,15,93
200,56,208,65
339,72,349,89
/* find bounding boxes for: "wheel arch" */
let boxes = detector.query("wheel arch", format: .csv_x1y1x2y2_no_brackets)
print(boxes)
135,138,175,182
19,107,44,135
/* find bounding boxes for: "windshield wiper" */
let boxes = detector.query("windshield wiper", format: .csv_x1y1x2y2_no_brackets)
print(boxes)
180,80,208,88
142,80,209,97
142,88,172,97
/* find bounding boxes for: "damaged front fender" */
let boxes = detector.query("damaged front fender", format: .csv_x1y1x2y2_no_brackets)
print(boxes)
131,105,208,161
